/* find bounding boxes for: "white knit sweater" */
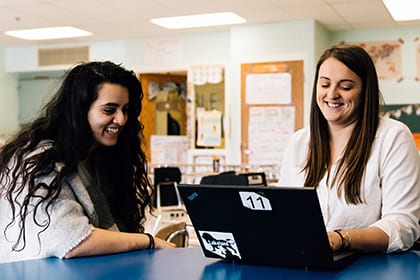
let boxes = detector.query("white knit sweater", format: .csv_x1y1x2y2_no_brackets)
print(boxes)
0,144,117,263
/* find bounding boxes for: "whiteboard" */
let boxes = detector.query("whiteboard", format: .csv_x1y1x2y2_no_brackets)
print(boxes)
245,72,291,104
151,135,188,164
247,106,295,165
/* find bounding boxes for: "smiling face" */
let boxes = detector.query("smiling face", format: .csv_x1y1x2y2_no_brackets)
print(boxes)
87,82,129,147
316,57,363,128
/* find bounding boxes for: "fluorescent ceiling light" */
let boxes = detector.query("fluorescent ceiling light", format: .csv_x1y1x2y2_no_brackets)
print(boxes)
5,26,92,40
383,0,420,21
150,12,246,29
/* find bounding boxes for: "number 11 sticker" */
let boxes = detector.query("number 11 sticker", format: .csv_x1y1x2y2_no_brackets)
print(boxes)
239,191,272,211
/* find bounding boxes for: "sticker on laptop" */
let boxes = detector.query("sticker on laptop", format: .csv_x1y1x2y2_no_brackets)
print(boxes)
198,231,241,260
239,191,272,211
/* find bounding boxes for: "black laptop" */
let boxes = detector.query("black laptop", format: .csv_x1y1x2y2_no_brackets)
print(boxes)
178,184,359,270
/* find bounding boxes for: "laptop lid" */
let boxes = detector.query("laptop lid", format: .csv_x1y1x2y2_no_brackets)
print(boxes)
178,184,358,270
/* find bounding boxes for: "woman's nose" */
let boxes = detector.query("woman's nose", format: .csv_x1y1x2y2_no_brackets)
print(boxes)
326,85,340,99
113,110,128,125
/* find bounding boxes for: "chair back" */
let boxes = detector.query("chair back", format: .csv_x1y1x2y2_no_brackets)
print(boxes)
200,171,267,186
154,221,189,247
153,167,182,209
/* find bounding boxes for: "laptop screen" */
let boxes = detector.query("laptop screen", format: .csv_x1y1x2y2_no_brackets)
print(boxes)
178,184,357,269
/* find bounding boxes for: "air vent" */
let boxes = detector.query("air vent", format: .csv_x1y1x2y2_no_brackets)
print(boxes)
38,46,89,66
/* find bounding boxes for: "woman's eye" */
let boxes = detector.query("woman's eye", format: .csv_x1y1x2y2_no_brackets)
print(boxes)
103,108,116,114
340,85,352,91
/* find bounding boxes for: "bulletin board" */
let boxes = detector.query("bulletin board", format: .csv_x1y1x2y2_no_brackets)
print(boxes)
241,61,304,165
383,104,420,150
150,135,189,164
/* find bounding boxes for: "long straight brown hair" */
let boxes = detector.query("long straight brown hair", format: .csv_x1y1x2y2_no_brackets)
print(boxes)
303,44,382,204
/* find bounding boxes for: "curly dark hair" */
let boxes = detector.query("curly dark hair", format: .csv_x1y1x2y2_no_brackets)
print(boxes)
0,61,152,250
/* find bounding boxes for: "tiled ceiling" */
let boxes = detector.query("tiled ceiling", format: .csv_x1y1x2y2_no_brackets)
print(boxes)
0,0,417,46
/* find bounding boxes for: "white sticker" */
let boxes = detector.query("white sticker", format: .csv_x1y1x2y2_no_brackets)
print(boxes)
239,191,272,211
199,231,241,259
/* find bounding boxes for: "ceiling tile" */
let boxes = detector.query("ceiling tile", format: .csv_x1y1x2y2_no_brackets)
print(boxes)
0,0,417,46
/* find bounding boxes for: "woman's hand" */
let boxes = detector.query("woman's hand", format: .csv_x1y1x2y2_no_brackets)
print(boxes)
327,231,343,252
153,237,176,248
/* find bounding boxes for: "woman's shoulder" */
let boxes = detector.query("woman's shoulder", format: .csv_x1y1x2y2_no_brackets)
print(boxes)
26,139,55,155
376,117,417,150
378,117,412,136
289,127,310,142
24,140,66,173
283,127,310,152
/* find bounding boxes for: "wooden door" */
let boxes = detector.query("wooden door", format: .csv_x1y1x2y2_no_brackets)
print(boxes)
138,73,187,161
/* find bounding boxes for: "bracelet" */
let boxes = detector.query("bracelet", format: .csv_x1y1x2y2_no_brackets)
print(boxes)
343,231,352,250
334,229,351,250
144,233,155,249
334,229,345,250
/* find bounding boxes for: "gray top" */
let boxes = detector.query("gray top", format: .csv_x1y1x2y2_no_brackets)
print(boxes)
0,143,119,263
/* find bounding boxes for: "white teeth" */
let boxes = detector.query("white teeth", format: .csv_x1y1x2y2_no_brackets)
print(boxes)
327,102,340,108
106,127,119,134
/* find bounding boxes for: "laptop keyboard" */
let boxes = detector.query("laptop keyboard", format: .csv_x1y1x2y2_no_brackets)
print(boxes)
332,250,356,261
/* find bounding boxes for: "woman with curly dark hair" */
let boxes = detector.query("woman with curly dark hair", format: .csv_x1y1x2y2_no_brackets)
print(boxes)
0,61,174,263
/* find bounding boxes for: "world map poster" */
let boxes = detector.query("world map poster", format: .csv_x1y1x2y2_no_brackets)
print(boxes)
358,40,403,82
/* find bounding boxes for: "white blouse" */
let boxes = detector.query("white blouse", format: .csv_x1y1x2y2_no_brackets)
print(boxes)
279,117,420,252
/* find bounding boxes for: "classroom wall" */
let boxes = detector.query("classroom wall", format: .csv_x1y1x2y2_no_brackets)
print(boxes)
126,20,323,163
125,31,231,73
228,20,318,162
331,26,420,106
1,20,320,164
2,19,420,163
0,47,19,137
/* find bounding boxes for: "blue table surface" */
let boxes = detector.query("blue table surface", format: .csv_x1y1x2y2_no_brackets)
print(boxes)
1,247,420,280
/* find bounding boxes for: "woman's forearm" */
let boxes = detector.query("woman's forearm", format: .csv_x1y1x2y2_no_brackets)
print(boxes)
346,226,389,252
328,226,389,252
64,227,162,258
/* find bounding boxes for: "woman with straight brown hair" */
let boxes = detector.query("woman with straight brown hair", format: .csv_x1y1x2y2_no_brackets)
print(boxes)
279,44,420,253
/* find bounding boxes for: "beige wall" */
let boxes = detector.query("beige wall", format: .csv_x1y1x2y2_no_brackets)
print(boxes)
0,47,19,137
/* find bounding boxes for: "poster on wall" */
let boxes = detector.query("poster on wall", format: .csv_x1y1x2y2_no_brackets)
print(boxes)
247,106,295,165
383,104,420,150
144,37,183,65
196,110,222,147
151,135,188,164
245,72,291,104
357,40,403,82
